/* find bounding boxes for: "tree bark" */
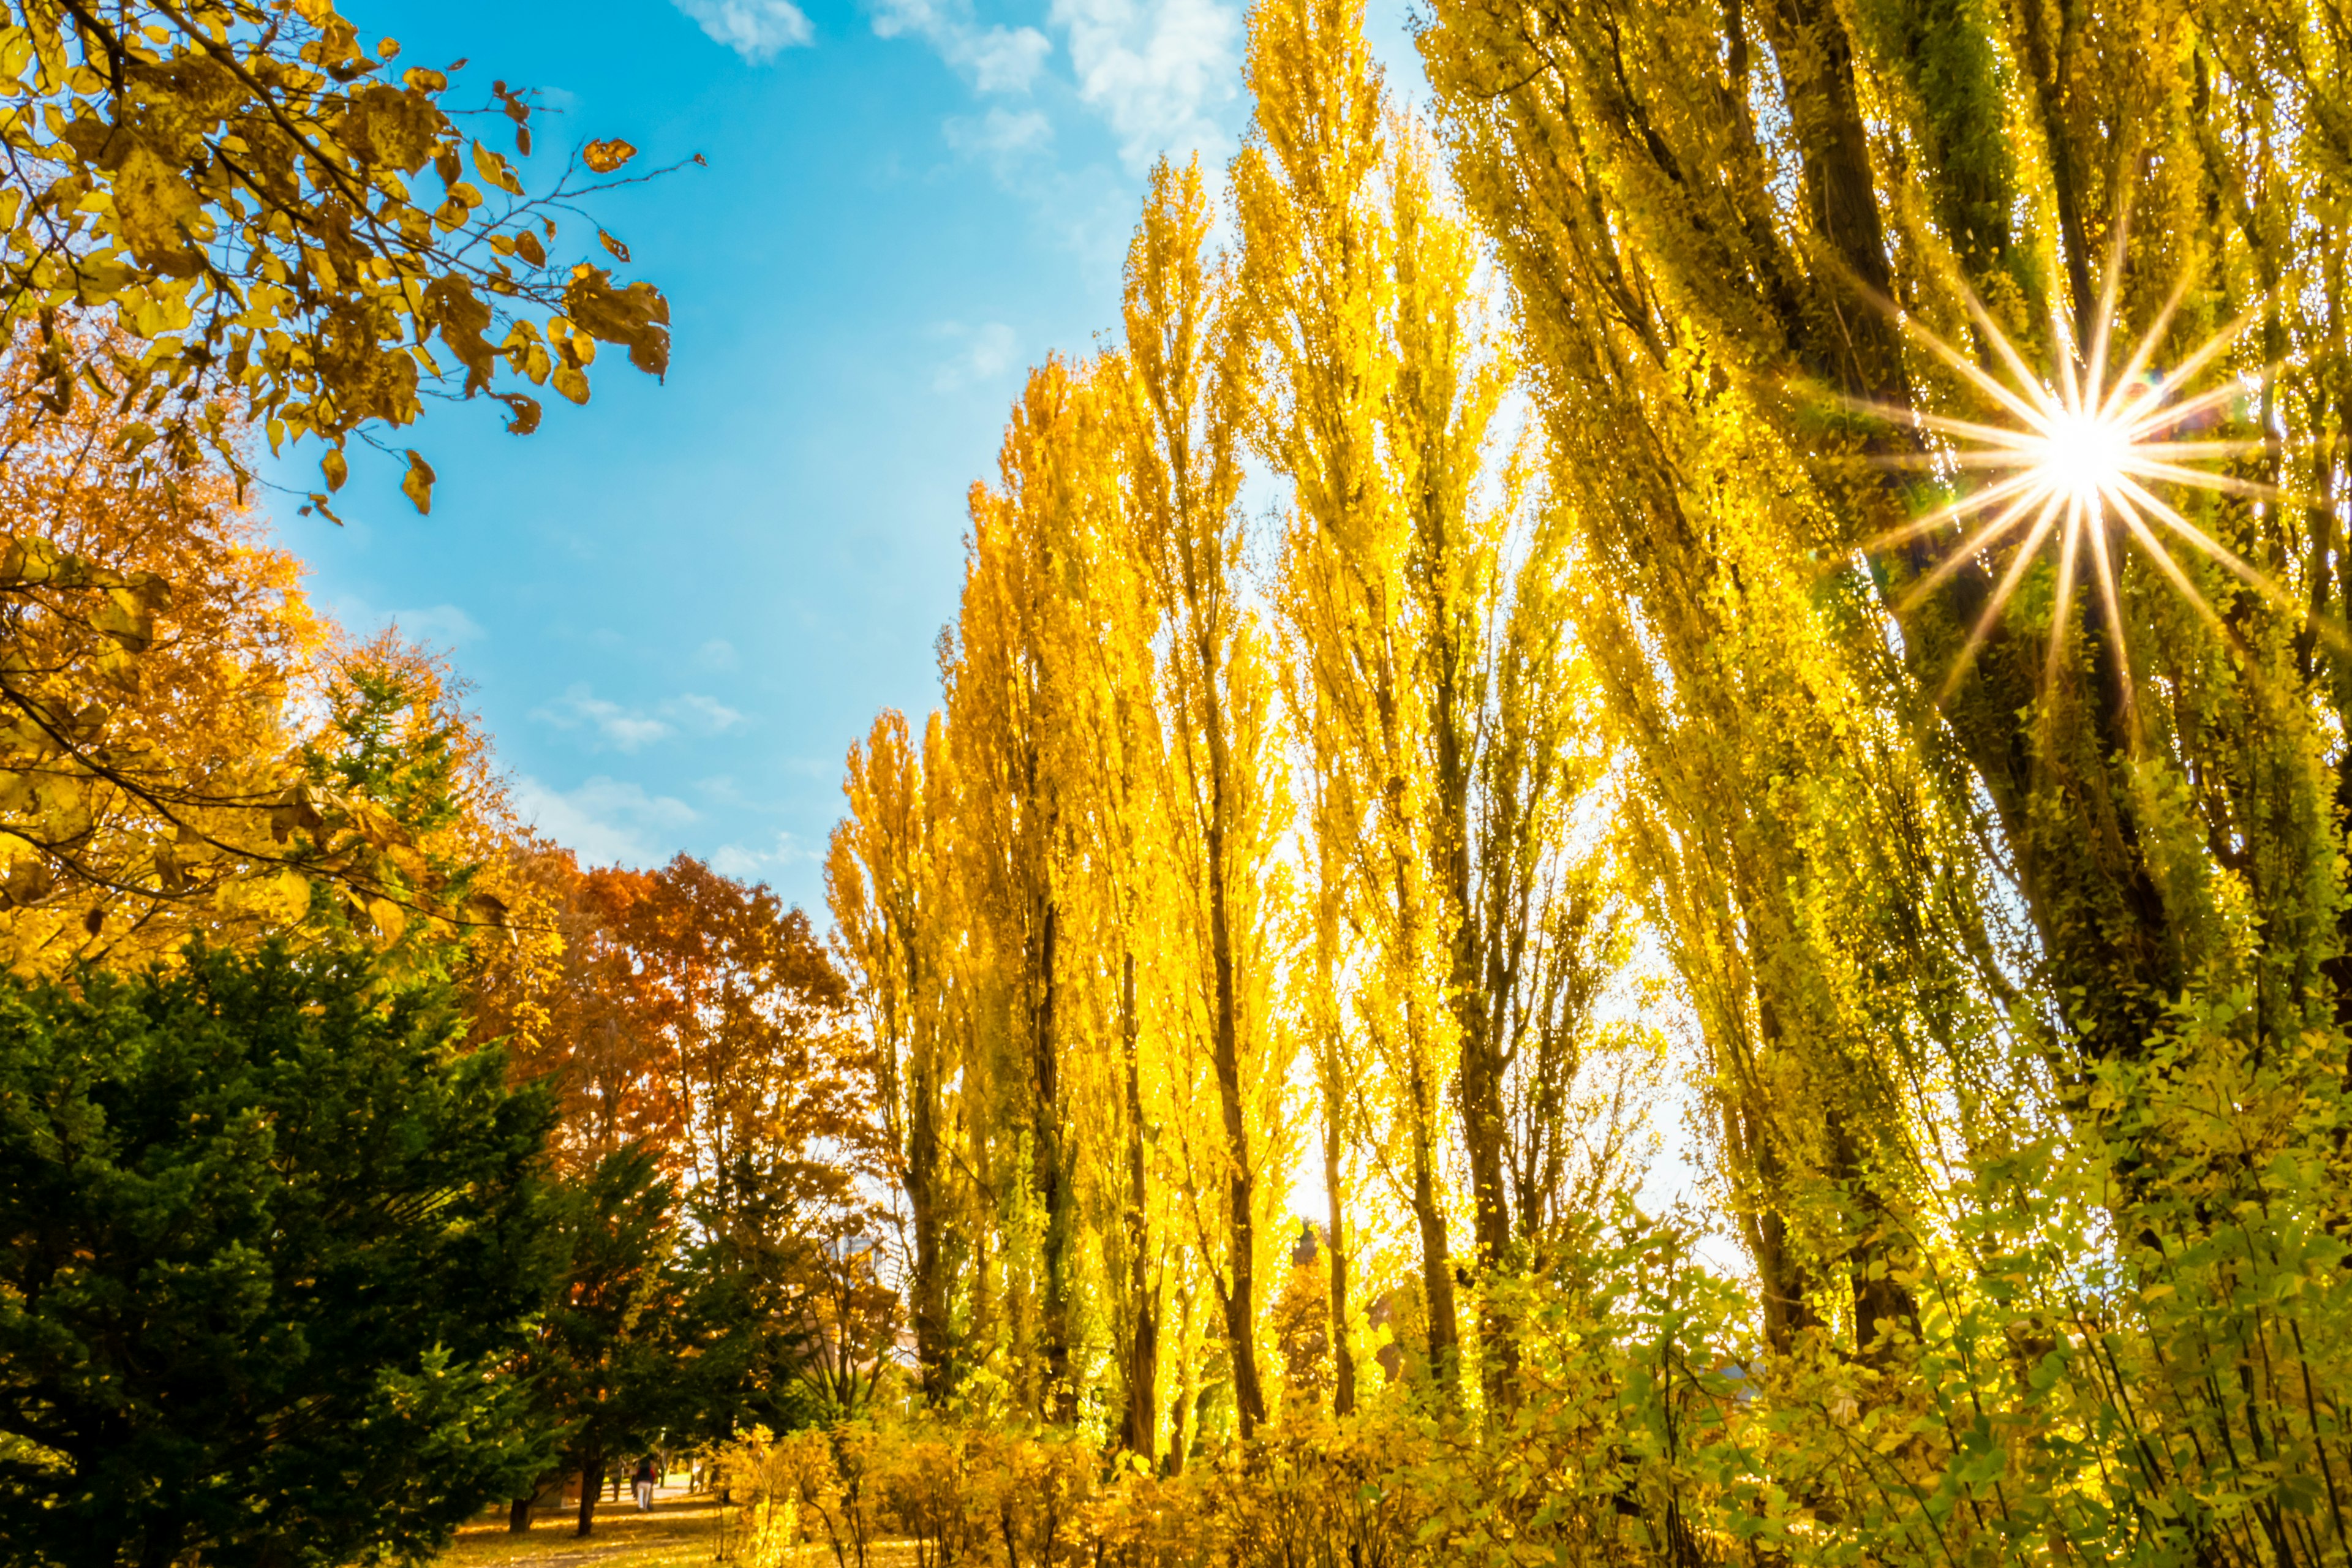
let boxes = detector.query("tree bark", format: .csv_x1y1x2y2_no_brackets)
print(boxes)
575,1450,600,1539
1032,895,1076,1422
1404,991,1461,1391
1164,1286,1195,1477
1118,950,1161,1459
1436,652,1513,1409
1199,630,1266,1440
1324,1071,1355,1418
907,1028,950,1402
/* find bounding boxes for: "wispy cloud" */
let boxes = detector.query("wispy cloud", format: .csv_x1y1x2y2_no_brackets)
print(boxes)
532,685,747,752
1050,0,1238,169
533,685,672,752
673,0,815,59
515,775,696,867
873,0,1239,176
931,321,1019,393
710,830,820,880
872,0,1053,91
331,597,486,651
667,693,748,734
698,639,741,672
946,106,1054,168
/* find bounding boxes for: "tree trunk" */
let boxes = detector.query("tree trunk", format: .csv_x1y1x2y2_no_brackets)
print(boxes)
1406,1003,1461,1391
1324,1072,1354,1418
1439,693,1514,1409
1032,896,1076,1422
1202,650,1265,1439
576,1451,600,1539
1455,982,1515,1400
1164,1286,1195,1477
1119,950,1161,1460
509,1497,533,1532
907,1031,950,1402
138,1510,184,1568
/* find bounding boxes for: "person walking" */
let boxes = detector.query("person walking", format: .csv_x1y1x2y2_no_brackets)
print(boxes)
632,1456,657,1512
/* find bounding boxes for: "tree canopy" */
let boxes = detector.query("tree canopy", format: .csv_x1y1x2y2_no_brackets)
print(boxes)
0,943,554,1567
0,0,676,509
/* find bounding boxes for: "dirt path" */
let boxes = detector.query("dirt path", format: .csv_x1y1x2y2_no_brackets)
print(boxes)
435,1486,925,1568
439,1487,723,1568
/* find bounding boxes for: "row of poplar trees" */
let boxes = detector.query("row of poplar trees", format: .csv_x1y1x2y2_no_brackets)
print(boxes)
831,0,2352,1553
831,0,1643,1452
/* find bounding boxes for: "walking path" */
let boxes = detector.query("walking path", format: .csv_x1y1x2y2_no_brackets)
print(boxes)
433,1480,924,1568
437,1480,722,1568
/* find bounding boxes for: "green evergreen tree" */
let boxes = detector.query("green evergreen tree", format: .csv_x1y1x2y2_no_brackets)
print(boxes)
0,943,554,1568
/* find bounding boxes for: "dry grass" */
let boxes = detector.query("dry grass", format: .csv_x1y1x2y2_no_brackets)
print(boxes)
432,1493,927,1568
437,1492,722,1568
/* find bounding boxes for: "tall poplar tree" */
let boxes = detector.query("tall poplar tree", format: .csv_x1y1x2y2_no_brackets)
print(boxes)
944,356,1128,1419
829,711,961,1398
1237,0,1476,1390
1122,155,1291,1442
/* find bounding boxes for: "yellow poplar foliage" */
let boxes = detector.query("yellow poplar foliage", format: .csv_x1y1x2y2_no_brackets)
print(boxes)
828,4,1637,1457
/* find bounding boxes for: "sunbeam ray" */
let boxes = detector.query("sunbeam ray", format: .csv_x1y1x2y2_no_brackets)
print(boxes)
1874,266,2280,699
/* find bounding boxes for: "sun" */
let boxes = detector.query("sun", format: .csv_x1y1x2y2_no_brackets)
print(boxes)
1868,264,2277,703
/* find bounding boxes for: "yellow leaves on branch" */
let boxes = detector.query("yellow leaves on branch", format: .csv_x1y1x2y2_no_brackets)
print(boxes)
0,0,680,511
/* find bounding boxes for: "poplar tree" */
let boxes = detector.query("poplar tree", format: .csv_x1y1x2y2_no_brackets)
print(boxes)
1423,0,2352,1503
1121,155,1290,1443
1236,0,1479,1393
944,356,1126,1419
828,710,959,1397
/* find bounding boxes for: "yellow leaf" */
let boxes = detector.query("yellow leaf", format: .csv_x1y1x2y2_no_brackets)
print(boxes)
552,365,589,405
215,869,311,925
366,895,407,943
107,136,203,276
582,137,637,174
472,139,524,195
401,450,436,514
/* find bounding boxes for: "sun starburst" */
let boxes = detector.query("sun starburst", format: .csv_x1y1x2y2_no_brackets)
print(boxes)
1867,263,2279,707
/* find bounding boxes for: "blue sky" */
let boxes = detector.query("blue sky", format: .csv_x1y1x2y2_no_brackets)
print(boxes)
275,0,1422,918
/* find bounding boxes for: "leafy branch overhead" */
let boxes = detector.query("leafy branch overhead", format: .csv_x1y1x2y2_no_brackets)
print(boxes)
0,0,684,512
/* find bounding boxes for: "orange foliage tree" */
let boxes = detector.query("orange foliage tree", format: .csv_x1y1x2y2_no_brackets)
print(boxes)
0,330,526,976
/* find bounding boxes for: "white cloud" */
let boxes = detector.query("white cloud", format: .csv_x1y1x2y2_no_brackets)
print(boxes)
871,0,1052,92
531,686,747,751
1050,0,1239,169
666,693,748,734
331,597,484,650
710,830,818,879
946,106,1054,166
673,0,815,59
868,0,1240,222
963,25,1056,90
698,638,740,672
533,684,671,752
931,321,1019,393
514,775,696,867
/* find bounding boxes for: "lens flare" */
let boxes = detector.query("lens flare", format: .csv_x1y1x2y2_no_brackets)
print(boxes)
1865,264,2278,705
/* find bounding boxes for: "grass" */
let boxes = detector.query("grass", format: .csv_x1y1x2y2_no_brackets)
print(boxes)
432,1489,927,1568
437,1490,722,1568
